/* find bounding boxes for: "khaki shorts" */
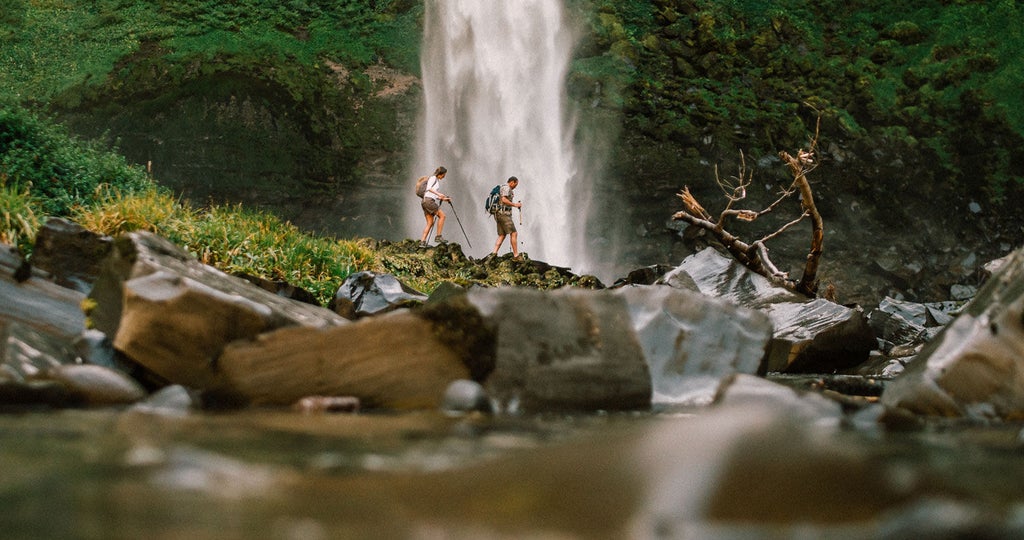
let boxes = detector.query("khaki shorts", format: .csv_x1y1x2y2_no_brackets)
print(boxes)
422,198,440,215
495,212,516,235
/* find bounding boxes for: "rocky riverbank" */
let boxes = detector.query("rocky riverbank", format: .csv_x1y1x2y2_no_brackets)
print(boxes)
3,215,1021,421
4,216,1024,537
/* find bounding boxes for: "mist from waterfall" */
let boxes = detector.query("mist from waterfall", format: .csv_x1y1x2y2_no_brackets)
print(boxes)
410,0,590,273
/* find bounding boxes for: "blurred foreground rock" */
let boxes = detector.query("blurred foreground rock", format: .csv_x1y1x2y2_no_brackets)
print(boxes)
1,244,142,406
463,287,652,413
613,285,772,407
353,396,1012,538
882,246,1024,420
29,217,112,293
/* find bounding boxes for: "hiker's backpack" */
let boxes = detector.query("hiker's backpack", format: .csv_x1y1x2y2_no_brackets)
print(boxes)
414,176,429,198
484,184,502,214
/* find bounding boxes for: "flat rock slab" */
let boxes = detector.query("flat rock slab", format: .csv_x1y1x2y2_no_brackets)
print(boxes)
213,310,469,409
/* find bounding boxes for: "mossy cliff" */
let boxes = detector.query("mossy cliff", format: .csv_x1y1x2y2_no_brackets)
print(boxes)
568,0,1023,274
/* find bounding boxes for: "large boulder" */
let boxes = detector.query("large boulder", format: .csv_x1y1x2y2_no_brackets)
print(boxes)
659,247,806,309
762,299,876,373
613,285,772,406
88,231,347,389
882,246,1024,420
212,309,469,409
464,287,652,413
660,247,876,373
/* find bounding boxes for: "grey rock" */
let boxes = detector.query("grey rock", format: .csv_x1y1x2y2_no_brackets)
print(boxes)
87,231,346,390
1,243,87,341
132,384,196,416
46,363,147,406
329,271,427,319
442,379,492,414
763,298,876,373
466,287,651,413
664,248,876,373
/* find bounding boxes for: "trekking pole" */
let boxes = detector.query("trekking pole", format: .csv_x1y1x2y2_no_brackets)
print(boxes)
447,200,472,248
518,199,523,225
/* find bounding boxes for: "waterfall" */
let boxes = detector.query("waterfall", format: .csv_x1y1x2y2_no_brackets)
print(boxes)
411,0,589,273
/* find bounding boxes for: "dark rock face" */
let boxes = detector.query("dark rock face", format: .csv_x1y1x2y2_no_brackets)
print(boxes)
29,217,112,293
868,296,958,355
763,299,876,374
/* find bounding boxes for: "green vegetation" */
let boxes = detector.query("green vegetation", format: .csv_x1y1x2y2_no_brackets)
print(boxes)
0,182,40,253
571,0,1024,202
72,186,382,303
68,186,599,304
0,101,151,215
0,0,423,104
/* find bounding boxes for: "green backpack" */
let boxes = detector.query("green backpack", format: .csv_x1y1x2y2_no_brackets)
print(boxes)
484,184,502,214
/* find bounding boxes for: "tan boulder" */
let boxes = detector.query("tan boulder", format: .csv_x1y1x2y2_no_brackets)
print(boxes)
214,310,469,409
88,231,347,389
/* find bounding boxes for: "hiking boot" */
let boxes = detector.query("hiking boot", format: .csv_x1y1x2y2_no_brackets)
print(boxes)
434,235,447,244
418,241,429,249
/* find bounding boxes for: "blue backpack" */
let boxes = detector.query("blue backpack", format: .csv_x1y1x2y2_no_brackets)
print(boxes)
484,184,502,214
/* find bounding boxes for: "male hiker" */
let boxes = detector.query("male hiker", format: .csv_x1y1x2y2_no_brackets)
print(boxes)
488,176,522,259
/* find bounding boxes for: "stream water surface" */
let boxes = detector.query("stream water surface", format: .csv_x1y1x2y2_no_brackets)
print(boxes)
3,405,1023,539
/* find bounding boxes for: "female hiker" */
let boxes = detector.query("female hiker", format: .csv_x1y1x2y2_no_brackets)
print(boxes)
420,166,452,247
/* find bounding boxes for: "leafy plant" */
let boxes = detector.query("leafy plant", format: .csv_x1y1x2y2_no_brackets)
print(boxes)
0,102,151,215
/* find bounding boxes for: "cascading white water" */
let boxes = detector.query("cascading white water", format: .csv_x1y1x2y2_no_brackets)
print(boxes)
410,0,589,272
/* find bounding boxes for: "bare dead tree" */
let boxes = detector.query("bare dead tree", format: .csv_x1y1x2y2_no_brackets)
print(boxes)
672,116,825,297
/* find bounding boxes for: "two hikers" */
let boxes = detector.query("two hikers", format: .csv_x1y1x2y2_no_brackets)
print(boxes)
419,166,451,248
488,176,522,260
417,169,523,258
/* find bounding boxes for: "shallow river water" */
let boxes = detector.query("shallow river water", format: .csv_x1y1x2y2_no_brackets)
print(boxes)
2,405,1023,539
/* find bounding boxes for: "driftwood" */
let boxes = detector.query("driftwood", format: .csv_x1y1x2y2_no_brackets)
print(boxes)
672,117,824,297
